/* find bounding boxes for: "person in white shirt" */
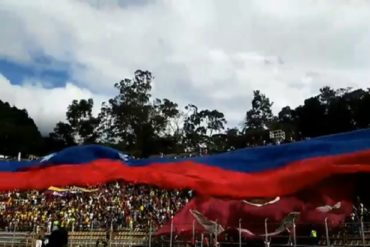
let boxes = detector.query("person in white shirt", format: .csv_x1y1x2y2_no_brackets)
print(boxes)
35,239,42,247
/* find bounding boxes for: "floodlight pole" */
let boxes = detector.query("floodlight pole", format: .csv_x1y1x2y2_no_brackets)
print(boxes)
264,218,270,247
239,219,242,247
149,221,152,247
192,220,195,245
170,216,174,247
360,216,366,247
215,219,218,246
325,217,330,247
292,218,297,247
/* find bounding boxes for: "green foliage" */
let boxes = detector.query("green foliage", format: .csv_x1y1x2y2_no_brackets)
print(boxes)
98,70,183,157
0,100,43,156
245,90,274,130
3,70,370,157
295,97,327,137
295,86,370,138
48,98,99,151
183,104,227,152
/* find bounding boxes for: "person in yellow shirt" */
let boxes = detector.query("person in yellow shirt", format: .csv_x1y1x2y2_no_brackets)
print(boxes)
310,230,317,238
310,229,318,245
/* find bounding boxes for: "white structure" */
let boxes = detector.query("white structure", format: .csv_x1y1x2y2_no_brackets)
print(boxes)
269,130,286,144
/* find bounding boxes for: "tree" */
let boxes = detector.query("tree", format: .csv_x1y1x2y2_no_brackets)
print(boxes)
200,110,227,136
274,106,298,141
245,90,274,130
67,98,99,143
183,104,204,151
326,96,354,134
182,104,227,152
99,70,153,156
343,89,370,129
151,98,180,136
99,70,184,157
278,106,295,124
242,90,274,146
293,87,366,138
225,128,244,150
294,97,326,137
318,86,336,105
49,122,76,147
199,109,227,152
149,98,183,155
354,91,370,128
49,98,99,148
0,100,43,156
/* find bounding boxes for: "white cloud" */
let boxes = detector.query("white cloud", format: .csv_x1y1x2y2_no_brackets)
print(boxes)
0,74,105,135
0,0,370,131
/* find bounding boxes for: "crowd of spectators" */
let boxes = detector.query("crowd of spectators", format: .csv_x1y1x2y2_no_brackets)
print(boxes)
0,181,192,232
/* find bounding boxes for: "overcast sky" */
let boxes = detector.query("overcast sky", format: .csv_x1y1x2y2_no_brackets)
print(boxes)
0,0,369,134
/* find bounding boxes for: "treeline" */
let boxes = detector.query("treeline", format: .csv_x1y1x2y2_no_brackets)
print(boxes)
1,70,370,158
0,100,43,156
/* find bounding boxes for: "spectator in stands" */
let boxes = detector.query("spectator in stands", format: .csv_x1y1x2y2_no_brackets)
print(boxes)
0,181,191,232
35,234,43,247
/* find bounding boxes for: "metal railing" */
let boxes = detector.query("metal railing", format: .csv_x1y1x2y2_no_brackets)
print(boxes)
2,219,370,247
0,230,148,247
0,232,33,247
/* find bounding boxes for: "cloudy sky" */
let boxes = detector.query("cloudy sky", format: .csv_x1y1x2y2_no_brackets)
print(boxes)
0,0,369,135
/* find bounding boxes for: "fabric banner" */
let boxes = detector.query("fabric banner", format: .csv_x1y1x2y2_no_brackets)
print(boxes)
1,129,370,198
48,186,98,193
156,179,354,237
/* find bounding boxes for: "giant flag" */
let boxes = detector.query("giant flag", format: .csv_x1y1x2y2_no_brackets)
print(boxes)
1,129,370,198
156,178,355,236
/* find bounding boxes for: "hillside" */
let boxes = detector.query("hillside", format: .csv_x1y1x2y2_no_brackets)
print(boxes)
0,100,43,156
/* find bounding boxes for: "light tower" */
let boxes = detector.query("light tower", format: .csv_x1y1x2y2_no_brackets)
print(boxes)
269,129,286,145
